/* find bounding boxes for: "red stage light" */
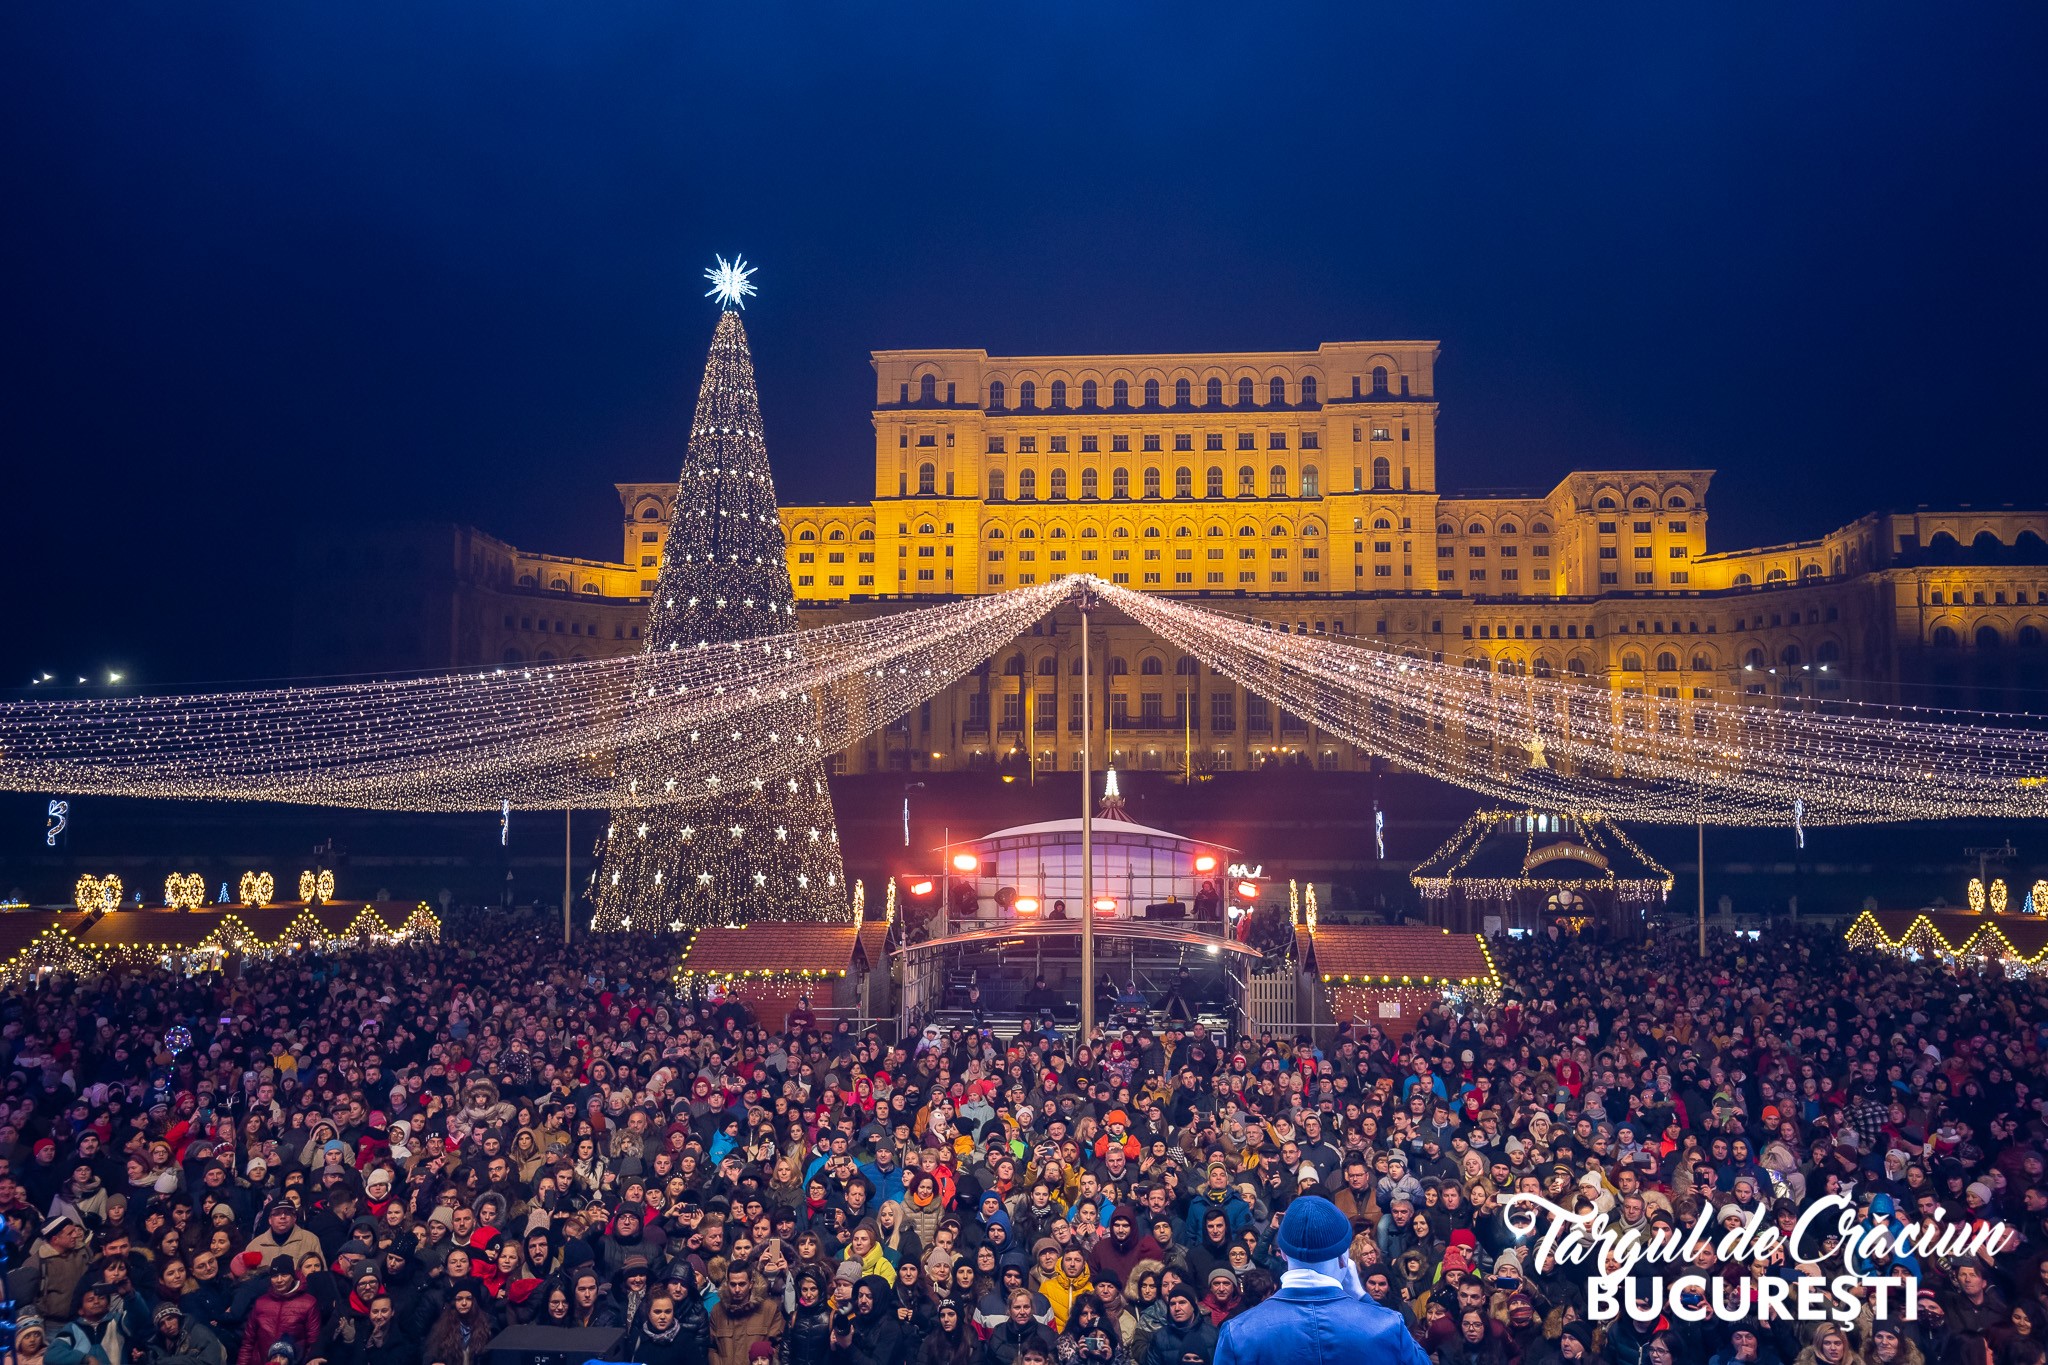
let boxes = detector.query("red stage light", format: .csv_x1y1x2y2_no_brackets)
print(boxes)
908,879,934,896
1193,854,1218,873
1236,881,1260,900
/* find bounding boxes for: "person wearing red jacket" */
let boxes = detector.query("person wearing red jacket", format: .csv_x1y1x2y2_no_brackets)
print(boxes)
238,1258,322,1365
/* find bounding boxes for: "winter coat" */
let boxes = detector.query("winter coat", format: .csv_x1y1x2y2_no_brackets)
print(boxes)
783,1303,834,1365
143,1321,229,1365
238,1282,323,1365
12,1236,93,1321
984,1320,1060,1365
709,1295,786,1365
1141,1315,1217,1365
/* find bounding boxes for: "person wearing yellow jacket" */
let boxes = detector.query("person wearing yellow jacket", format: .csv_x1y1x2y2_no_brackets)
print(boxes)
1040,1248,1094,1332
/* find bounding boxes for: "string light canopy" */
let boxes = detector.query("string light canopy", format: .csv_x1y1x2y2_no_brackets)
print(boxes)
2,576,2047,829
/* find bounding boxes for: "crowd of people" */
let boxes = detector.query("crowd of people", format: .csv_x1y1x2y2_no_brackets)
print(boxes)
2,907,2046,1365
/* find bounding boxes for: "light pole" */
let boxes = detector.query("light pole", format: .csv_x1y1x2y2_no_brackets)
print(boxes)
1080,582,1099,1040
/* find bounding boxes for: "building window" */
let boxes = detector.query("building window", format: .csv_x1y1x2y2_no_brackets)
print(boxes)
1017,469,1037,500
1301,466,1319,497
1048,469,1068,499
1079,435,1098,452
1081,379,1097,408
1175,466,1193,497
1237,376,1255,406
1019,380,1036,409
1371,366,1389,394
989,380,1006,409
917,462,936,494
987,436,1005,454
1174,378,1191,406
1206,377,1224,405
1049,435,1068,453
1238,432,1255,451
1112,468,1130,498
1080,468,1099,498
987,470,1005,500
1050,379,1067,409
1269,376,1286,405
1112,378,1128,406
1142,467,1161,497
1136,434,1153,451
1269,466,1287,496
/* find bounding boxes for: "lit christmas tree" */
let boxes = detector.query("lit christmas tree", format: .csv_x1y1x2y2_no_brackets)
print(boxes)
591,257,848,929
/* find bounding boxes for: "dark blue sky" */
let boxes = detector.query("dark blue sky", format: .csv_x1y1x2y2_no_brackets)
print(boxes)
4,3,2045,684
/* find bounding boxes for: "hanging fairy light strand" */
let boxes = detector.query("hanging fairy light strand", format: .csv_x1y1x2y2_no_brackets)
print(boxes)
1094,582,2048,827
0,575,2045,826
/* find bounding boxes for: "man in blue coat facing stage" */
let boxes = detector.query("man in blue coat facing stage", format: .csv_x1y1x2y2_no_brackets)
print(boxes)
1214,1195,1432,1365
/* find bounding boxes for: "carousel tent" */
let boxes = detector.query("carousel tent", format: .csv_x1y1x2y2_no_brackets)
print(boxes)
1411,808,1671,939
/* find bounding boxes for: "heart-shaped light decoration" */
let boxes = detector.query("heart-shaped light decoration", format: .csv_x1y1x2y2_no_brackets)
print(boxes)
164,873,206,910
238,871,275,908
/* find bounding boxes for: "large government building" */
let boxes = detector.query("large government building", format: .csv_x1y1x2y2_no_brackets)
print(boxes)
295,339,2048,775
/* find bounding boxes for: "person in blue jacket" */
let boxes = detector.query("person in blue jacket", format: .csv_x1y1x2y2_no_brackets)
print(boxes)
1214,1195,1431,1365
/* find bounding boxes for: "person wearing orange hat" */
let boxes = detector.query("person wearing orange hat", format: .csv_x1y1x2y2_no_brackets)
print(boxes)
1093,1112,1139,1161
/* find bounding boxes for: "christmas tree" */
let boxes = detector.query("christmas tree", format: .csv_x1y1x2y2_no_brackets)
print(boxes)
591,258,848,930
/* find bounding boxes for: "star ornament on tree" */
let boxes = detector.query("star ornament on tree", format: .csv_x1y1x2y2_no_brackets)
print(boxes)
704,254,757,311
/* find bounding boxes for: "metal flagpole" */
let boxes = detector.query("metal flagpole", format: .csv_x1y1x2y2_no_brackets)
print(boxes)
563,809,572,946
1080,588,1096,1040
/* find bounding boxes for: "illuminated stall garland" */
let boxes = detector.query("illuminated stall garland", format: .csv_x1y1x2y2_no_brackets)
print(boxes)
0,902,441,988
1845,910,2048,978
0,577,2045,829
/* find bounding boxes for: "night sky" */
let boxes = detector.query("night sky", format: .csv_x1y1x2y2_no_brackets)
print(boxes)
5,3,2045,688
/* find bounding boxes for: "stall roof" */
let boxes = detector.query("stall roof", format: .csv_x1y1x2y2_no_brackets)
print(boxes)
676,921,886,977
1305,925,1498,985
896,919,1264,960
1849,909,2048,962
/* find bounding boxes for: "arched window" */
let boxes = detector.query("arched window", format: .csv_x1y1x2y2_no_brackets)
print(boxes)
1766,568,1788,584
1143,467,1162,497
639,503,663,520
988,380,1005,410
1206,467,1224,497
1780,645,1801,668
1048,468,1067,499
1656,652,1678,672
1140,378,1156,406
1268,466,1287,496
1080,467,1099,498
1080,379,1097,408
1017,469,1037,500
919,374,936,401
1301,376,1318,404
1113,379,1129,406
2019,624,2044,647
1932,625,1959,648
1049,379,1067,409
1176,656,1198,676
1499,523,1518,536
1018,380,1036,409
1238,377,1255,406
1206,377,1224,405
1533,658,1553,678
1373,518,1391,530
1109,657,1129,677
1744,647,1766,669
1371,366,1389,394
1371,456,1391,489
1732,573,1752,586
1622,652,1644,672
1003,654,1026,676
1691,652,1713,671
1300,466,1319,497
1977,625,2003,649
1596,496,1617,510
917,462,936,495
1438,523,1454,535
1567,658,1587,677
1468,522,1485,535
1140,656,1164,675
1269,376,1286,405
1175,467,1192,497
1109,468,1128,498
1667,492,1688,508
1174,378,1190,406
987,470,1005,501
1531,522,1550,534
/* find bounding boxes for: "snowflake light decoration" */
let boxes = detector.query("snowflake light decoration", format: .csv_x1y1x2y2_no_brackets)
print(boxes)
704,254,757,311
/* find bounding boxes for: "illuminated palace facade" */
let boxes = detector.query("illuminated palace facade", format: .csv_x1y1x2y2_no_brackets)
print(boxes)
295,340,2048,774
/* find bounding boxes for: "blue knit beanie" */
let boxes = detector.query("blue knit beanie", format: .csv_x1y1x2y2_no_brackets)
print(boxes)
1276,1194,1351,1264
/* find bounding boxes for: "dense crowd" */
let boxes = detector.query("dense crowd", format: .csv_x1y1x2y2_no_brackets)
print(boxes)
3,908,2047,1365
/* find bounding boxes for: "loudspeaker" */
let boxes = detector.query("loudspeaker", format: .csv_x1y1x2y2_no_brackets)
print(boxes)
483,1325,626,1365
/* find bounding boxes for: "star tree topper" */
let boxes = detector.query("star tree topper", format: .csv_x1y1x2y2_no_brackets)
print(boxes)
704,253,757,311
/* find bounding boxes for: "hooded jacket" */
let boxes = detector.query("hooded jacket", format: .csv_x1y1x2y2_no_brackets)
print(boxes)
237,1278,323,1365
